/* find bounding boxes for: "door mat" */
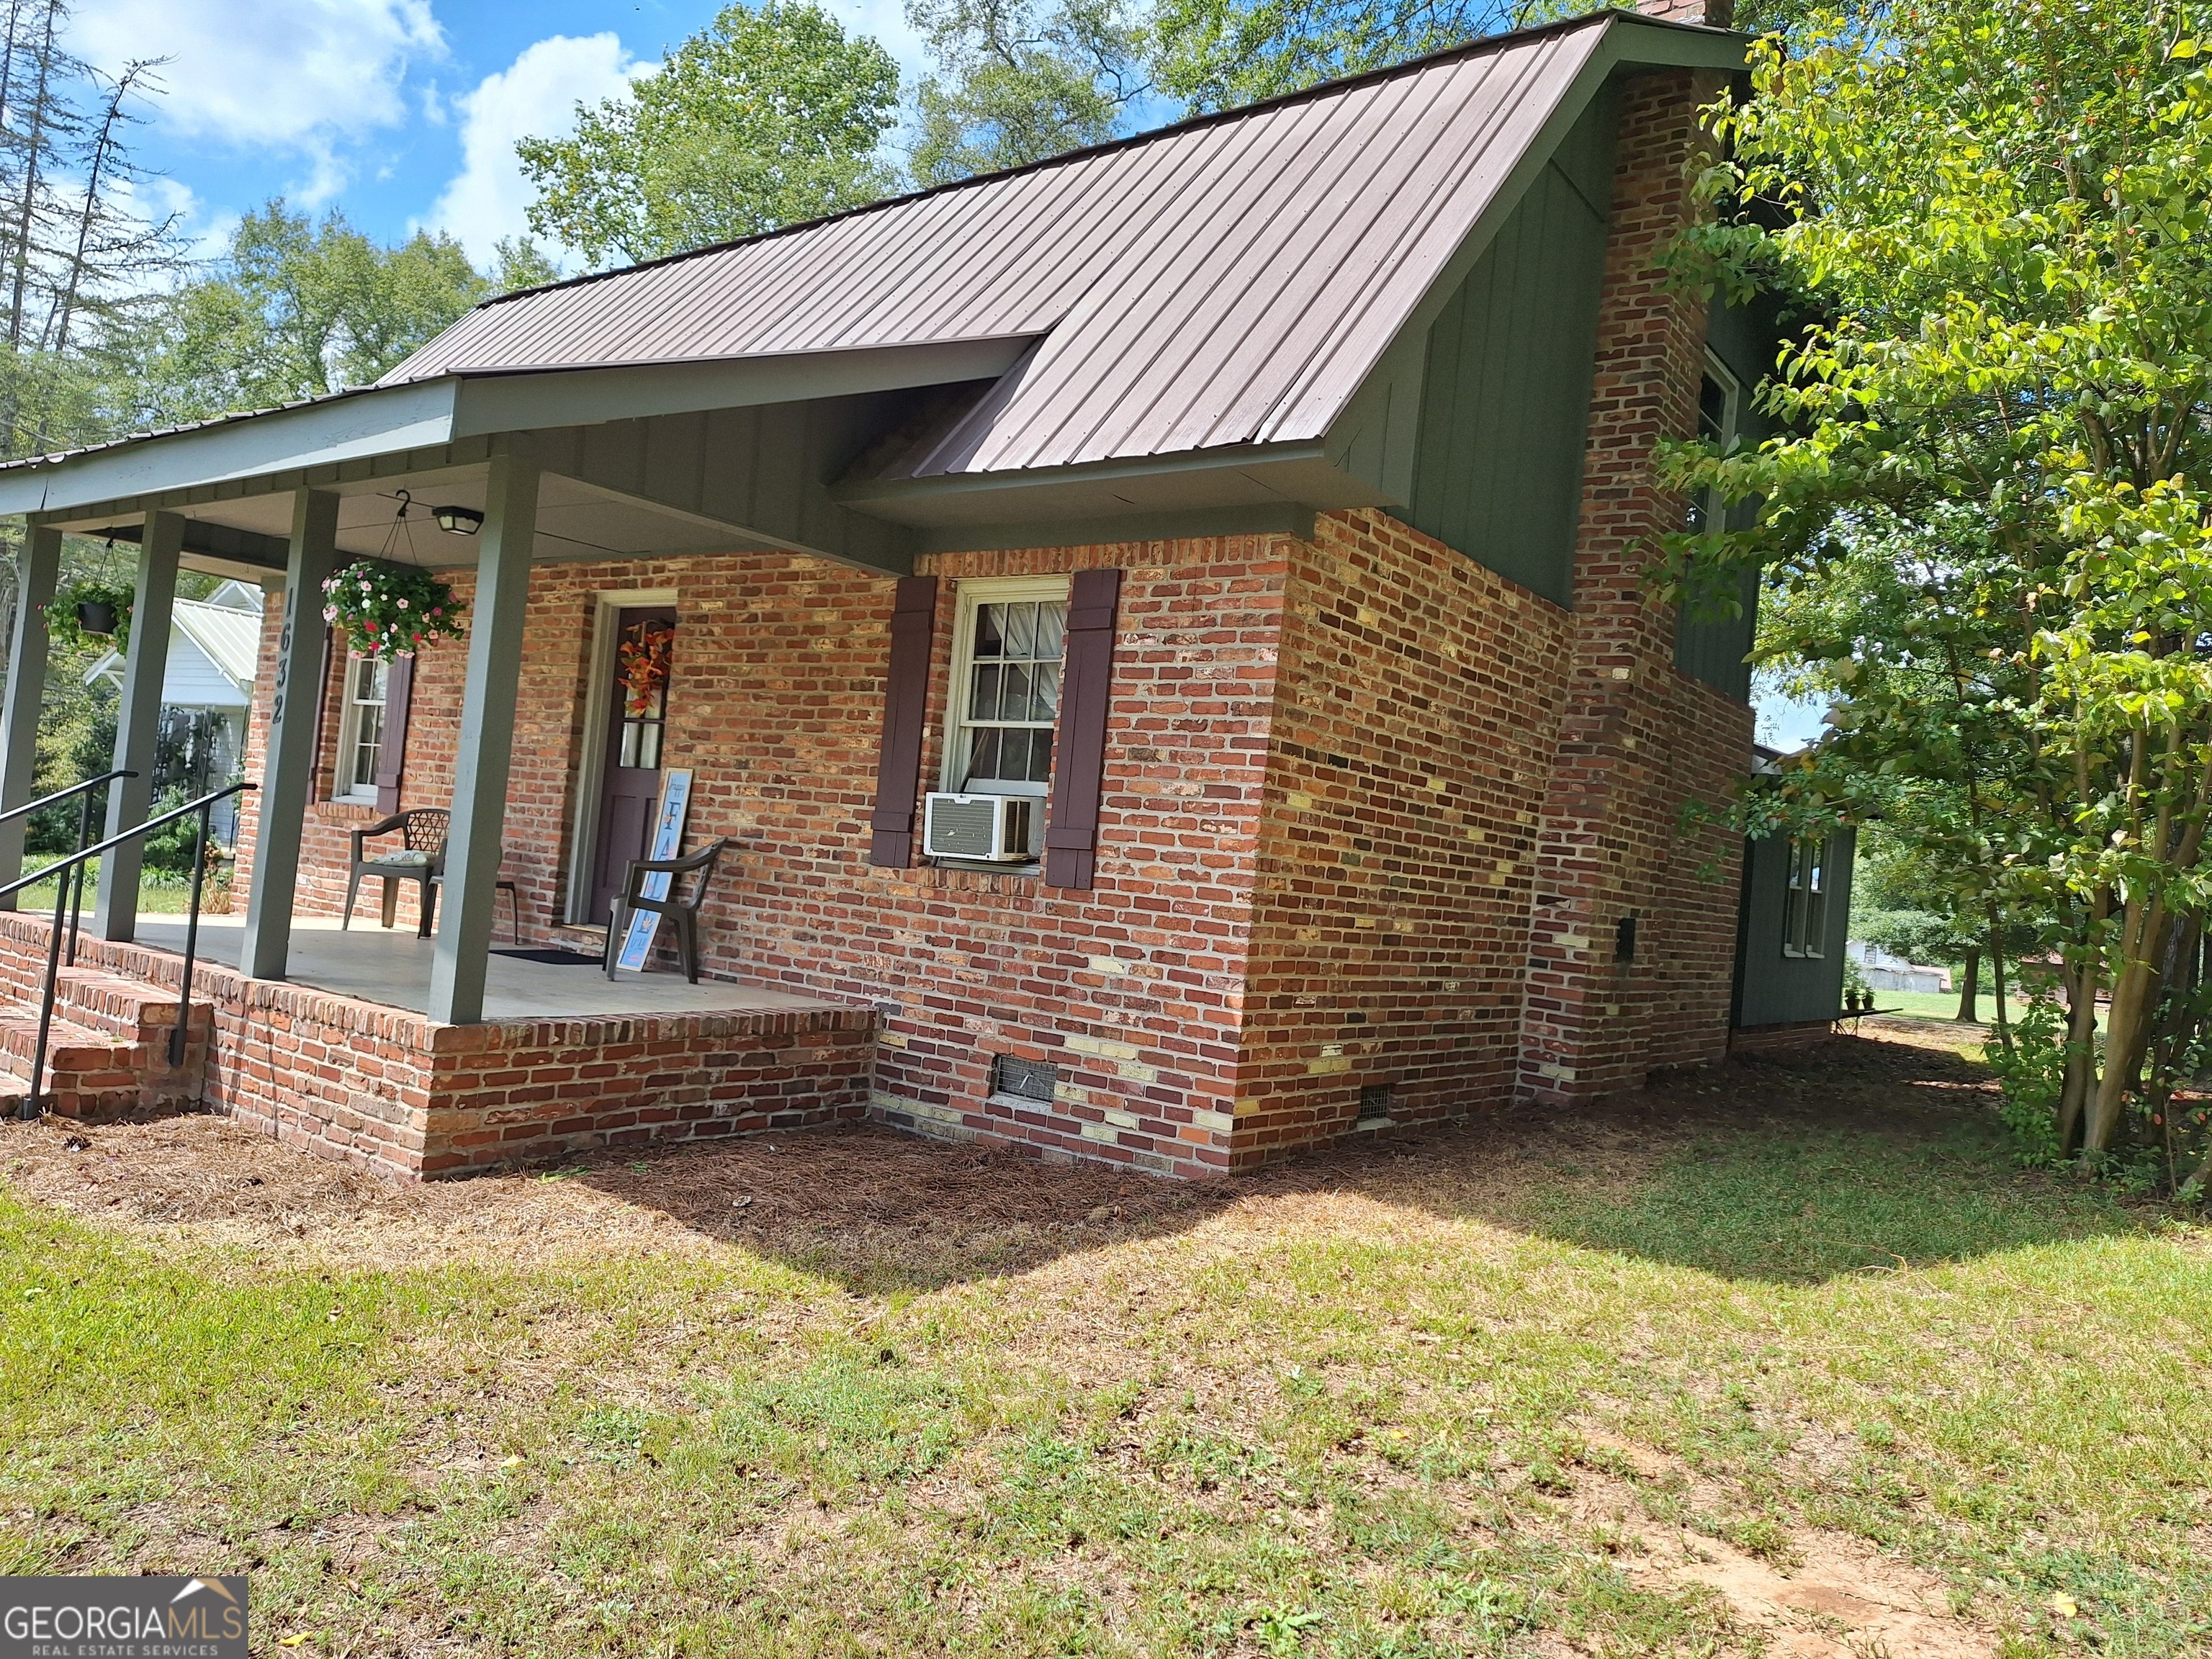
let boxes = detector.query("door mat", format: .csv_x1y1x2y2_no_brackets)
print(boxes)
493,948,604,967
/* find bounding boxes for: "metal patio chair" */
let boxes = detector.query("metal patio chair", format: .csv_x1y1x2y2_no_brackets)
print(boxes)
344,809,449,938
603,838,729,982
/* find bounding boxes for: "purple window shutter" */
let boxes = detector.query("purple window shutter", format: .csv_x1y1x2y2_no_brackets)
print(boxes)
869,575,938,866
310,627,336,796
373,652,414,814
1043,567,1121,890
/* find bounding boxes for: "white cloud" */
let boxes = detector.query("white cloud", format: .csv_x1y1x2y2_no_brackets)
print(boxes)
423,34,649,268
70,0,444,174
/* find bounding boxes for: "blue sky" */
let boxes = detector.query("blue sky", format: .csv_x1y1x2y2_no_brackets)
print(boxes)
68,0,929,269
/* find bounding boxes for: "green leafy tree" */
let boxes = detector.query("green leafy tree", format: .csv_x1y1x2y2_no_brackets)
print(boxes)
1148,0,1871,116
517,1,901,266
909,0,1149,183
108,203,553,428
1660,0,2212,1176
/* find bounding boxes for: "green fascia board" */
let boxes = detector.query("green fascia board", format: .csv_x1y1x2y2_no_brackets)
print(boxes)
0,338,1039,524
446,337,1036,439
0,378,460,521
1321,14,1749,503
831,441,1377,524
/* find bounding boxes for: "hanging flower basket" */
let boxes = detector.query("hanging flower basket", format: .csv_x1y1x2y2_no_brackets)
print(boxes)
322,559,466,661
48,580,132,652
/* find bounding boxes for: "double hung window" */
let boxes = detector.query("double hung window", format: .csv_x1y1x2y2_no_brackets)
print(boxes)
1782,837,1828,958
946,579,1069,799
1688,352,1742,536
334,655,390,802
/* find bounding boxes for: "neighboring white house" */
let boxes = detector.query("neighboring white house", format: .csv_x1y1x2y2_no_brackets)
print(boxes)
1846,939,1952,995
86,579,261,838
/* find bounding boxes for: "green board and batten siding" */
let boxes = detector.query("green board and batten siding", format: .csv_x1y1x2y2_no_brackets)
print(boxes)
1671,294,1788,700
1399,96,1614,608
1732,829,1856,1028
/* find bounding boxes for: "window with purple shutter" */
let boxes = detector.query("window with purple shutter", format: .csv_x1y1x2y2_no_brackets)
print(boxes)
869,575,938,866
1043,567,1120,889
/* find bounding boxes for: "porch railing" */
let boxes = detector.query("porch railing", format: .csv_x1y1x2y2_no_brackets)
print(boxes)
0,768,135,970
0,778,256,1118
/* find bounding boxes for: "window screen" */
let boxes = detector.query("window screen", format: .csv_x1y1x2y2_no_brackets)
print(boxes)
959,600,1066,789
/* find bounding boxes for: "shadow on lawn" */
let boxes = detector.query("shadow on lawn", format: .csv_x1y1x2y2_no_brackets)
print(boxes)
566,1028,2141,1292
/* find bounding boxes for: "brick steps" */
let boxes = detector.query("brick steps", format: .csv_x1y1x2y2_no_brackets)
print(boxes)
0,967,214,1121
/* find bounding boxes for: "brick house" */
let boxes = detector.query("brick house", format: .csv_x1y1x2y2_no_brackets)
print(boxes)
0,2,1795,1179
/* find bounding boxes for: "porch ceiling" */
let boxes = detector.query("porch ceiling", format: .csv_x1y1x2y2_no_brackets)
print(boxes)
58,461,784,580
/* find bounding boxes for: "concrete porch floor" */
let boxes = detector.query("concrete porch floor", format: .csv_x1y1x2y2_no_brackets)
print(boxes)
130,914,847,1023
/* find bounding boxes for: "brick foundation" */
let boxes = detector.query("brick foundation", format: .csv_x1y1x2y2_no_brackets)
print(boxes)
0,912,875,1179
1729,1019,1844,1056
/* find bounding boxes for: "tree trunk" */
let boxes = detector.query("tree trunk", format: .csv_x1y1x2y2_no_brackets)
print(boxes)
1987,907,2012,1053
1956,948,1982,1022
2087,900,2170,1154
2058,953,2099,1154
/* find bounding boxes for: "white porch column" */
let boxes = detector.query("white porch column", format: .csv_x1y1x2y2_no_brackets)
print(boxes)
0,521,60,906
428,452,536,1025
240,489,339,979
91,510,183,941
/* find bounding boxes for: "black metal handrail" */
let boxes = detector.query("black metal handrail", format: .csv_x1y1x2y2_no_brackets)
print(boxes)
0,768,133,828
0,778,255,1118
1,769,135,971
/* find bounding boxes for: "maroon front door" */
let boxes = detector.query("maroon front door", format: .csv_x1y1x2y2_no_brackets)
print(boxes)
590,608,676,925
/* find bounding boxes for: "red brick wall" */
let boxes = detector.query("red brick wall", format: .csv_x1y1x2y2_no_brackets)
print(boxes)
1517,67,1753,1104
234,586,480,930
1232,511,1572,1163
240,540,1288,1179
215,71,1758,1176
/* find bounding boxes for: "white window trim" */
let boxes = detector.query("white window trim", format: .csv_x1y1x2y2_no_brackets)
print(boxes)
1782,837,1827,959
938,574,1072,799
1696,349,1743,534
332,654,385,804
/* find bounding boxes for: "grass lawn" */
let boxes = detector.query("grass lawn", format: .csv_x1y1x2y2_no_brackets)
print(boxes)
1863,986,2039,1025
1,1024,2205,1656
9,855,218,917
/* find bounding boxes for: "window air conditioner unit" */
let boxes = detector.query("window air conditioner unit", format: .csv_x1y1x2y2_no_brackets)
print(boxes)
922,792,1035,862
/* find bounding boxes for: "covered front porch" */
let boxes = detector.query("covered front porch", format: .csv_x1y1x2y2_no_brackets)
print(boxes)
0,346,1014,1171
134,914,824,1023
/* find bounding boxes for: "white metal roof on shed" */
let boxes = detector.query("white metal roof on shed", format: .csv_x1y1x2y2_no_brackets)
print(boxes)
385,12,1704,478
86,594,262,709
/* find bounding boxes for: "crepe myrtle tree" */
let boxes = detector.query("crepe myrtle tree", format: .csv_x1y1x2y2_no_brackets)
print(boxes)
1655,0,2212,1179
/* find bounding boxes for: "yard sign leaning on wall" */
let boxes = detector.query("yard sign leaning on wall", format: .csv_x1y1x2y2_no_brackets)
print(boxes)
616,770,695,972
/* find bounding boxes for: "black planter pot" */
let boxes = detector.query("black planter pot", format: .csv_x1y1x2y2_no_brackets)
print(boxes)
75,599,117,637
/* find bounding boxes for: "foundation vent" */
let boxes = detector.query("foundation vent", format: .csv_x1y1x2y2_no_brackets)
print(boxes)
992,1054,1058,1103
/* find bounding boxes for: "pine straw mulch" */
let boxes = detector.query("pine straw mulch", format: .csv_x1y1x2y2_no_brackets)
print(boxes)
0,1018,2003,1284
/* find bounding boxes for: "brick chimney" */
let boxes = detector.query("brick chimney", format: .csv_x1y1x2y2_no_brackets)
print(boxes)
1636,0,1734,24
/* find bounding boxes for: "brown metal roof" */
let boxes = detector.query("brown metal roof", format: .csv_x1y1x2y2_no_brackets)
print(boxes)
385,12,1679,477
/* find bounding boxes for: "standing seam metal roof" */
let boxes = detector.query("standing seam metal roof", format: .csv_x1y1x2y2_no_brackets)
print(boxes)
382,14,1650,476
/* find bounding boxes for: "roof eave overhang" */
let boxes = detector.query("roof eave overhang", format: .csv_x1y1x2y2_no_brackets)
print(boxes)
831,441,1388,529
0,335,1040,524
1310,12,1753,498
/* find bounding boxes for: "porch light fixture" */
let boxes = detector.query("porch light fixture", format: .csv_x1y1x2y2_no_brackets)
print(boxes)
432,504,484,536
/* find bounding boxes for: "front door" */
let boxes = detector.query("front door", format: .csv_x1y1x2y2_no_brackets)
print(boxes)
590,608,676,925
